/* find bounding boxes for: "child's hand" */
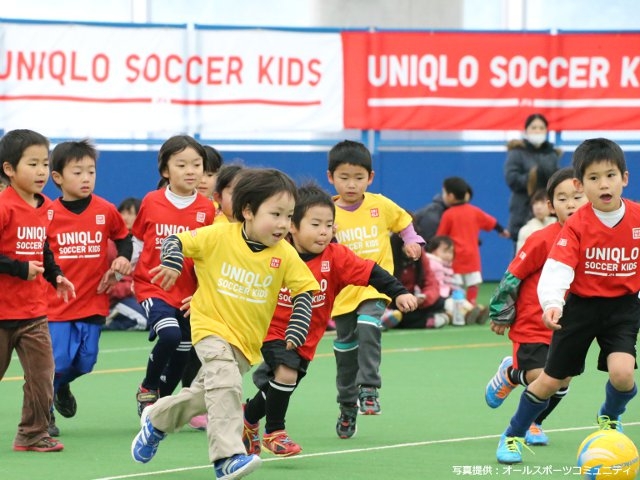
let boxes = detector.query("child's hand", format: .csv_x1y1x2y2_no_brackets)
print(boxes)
56,275,76,303
27,261,45,280
96,270,118,294
395,293,418,313
180,296,193,317
149,265,180,291
111,256,132,276
542,307,562,330
489,320,508,335
402,243,422,261
285,340,297,351
500,229,511,239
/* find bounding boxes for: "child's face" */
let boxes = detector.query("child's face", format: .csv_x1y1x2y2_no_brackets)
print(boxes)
52,156,96,201
2,145,49,199
433,243,454,263
327,163,373,206
531,200,550,220
290,204,334,255
119,206,137,231
576,160,628,213
214,185,235,221
242,191,295,247
161,147,204,196
197,171,217,199
550,178,587,224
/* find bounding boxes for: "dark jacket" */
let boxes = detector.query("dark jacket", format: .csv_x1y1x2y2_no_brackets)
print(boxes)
413,193,447,243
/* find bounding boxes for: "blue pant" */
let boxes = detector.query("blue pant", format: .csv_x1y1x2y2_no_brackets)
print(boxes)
49,321,102,392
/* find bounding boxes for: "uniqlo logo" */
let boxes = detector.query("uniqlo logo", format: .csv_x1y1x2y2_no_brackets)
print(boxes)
557,238,568,247
370,208,379,217
96,214,105,225
321,260,330,272
196,212,206,223
518,251,527,260
270,257,282,268
633,228,640,239
47,209,54,221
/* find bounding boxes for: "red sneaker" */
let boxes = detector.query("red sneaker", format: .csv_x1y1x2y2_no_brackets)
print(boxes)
261,430,302,457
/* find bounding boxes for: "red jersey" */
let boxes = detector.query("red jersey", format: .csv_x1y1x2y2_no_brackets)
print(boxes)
47,195,129,321
0,187,54,321
507,222,561,345
549,200,640,297
263,243,374,361
132,189,215,307
436,203,497,274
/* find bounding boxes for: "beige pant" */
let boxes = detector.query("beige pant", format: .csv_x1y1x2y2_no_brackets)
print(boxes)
148,335,251,462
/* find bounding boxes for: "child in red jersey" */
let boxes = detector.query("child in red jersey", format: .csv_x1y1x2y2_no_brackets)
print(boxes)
496,138,640,465
435,177,510,304
46,140,132,436
0,129,74,453
242,184,418,456
484,168,587,447
132,135,215,416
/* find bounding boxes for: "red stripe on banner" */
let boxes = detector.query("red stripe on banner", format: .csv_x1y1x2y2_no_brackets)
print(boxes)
0,95,154,103
170,98,322,106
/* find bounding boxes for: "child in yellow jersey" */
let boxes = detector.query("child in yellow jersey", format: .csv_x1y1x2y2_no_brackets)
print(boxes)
130,168,319,480
326,140,424,433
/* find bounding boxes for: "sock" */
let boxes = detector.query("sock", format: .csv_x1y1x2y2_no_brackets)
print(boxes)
535,386,568,425
466,285,479,304
142,325,181,390
601,380,637,420
244,390,266,425
505,389,549,438
507,367,527,387
264,380,296,434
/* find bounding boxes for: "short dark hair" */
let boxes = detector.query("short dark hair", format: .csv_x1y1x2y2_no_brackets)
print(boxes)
215,163,245,195
546,167,574,202
525,113,548,129
426,235,454,253
292,183,335,228
203,145,223,174
328,140,372,174
443,177,471,201
0,129,49,182
232,168,298,222
572,138,626,182
50,139,98,183
118,197,142,214
529,189,548,205
157,135,206,178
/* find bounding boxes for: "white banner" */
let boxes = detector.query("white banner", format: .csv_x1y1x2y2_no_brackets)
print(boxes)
0,21,344,139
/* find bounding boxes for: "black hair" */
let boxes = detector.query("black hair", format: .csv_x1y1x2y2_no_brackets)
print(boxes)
443,176,471,201
545,167,574,207
0,129,49,182
292,183,335,229
118,197,142,215
572,138,626,182
215,163,245,195
426,235,454,254
328,139,372,174
49,139,98,190
202,145,223,174
232,168,298,222
524,113,548,129
157,135,206,178
529,189,548,206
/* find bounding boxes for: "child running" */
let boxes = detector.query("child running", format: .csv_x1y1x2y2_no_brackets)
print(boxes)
132,135,215,415
484,167,586,446
46,140,132,437
0,129,75,452
495,138,640,464
130,168,320,480
242,184,418,456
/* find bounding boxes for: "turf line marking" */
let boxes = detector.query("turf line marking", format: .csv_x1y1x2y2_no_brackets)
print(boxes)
92,423,640,480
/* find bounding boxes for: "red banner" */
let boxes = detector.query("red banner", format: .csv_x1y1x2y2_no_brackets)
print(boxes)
342,31,640,131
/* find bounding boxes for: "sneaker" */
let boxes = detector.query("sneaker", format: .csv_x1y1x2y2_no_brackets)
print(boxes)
54,383,77,418
136,385,159,417
48,412,60,437
496,433,525,464
131,415,166,463
262,430,302,457
242,405,261,455
214,453,262,480
597,411,624,432
485,356,517,408
14,437,64,452
525,423,549,446
188,414,207,431
465,306,482,325
358,386,381,415
336,404,358,439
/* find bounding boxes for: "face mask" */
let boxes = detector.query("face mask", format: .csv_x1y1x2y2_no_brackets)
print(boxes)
526,133,547,147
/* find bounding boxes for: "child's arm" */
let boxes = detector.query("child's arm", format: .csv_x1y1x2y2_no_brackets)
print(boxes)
285,291,313,350
0,253,41,279
368,264,419,313
398,223,424,261
150,234,184,291
538,258,573,331
488,271,521,335
43,240,75,302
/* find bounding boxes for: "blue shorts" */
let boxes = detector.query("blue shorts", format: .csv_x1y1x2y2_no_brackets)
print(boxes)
49,321,102,375
141,297,190,342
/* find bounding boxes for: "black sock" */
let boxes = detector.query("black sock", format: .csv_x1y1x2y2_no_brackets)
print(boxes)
535,387,569,425
244,390,266,425
264,380,296,434
507,367,528,387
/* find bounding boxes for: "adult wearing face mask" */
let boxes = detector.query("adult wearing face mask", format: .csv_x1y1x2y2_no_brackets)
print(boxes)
504,113,561,253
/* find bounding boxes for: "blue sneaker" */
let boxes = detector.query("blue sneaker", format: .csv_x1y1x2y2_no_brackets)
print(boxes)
524,423,549,446
131,416,166,464
496,433,525,464
485,356,517,408
214,454,262,480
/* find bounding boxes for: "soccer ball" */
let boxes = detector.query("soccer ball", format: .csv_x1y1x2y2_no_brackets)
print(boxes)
576,429,639,479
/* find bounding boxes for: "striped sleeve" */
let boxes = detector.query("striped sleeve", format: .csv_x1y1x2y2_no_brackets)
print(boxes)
285,291,313,348
160,235,184,273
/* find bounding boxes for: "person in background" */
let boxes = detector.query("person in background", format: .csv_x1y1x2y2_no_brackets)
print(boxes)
505,113,561,252
197,145,223,201
515,189,556,253
213,163,245,223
